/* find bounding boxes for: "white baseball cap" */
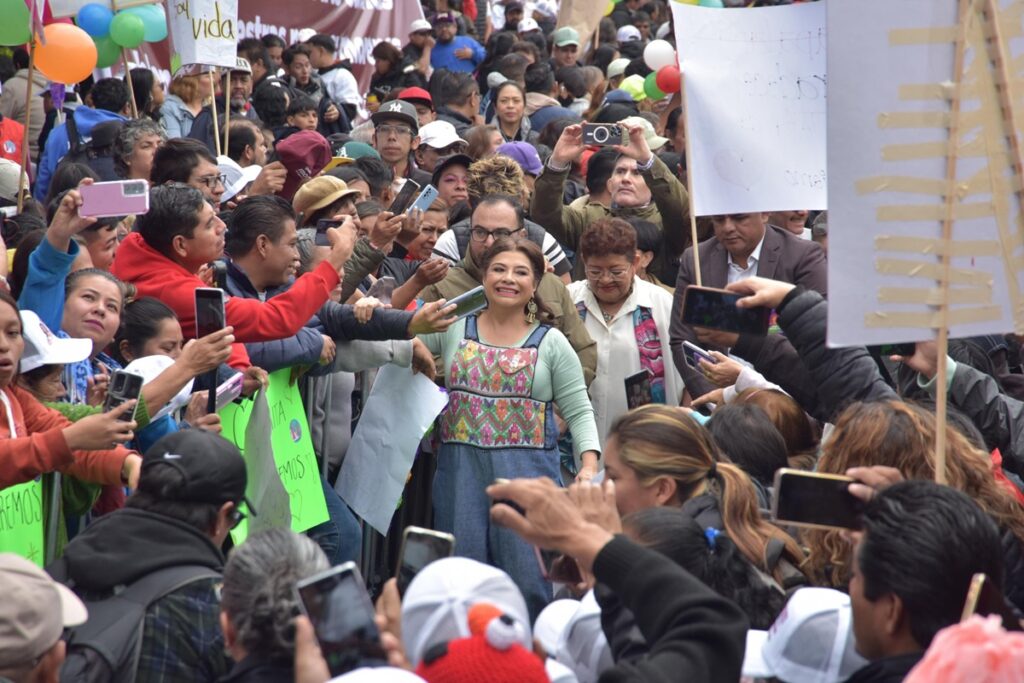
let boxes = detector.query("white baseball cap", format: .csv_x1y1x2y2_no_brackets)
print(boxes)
401,557,531,667
534,599,580,655
296,28,317,43
617,26,642,43
518,17,540,33
332,668,425,682
124,354,195,421
19,310,92,373
418,120,468,150
410,19,432,34
555,590,613,683
0,159,28,204
606,58,630,80
742,588,868,683
217,156,262,203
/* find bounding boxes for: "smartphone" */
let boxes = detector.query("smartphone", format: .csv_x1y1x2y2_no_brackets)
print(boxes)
681,286,771,336
79,179,150,218
535,548,583,585
408,184,439,214
582,122,626,146
194,288,226,338
208,260,228,290
878,343,916,357
365,276,397,306
771,469,865,530
961,573,1023,631
448,285,488,320
395,526,456,597
387,179,421,214
682,341,718,370
214,372,244,412
295,562,387,677
103,370,144,422
316,218,345,247
624,370,653,409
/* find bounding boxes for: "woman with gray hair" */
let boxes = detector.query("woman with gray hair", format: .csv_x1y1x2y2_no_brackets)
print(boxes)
219,528,329,682
113,117,167,183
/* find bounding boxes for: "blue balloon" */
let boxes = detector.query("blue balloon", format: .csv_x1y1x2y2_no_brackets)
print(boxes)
76,3,114,38
698,0,725,6
123,4,168,43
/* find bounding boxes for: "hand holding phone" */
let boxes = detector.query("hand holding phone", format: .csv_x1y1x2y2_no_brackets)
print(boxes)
771,469,866,530
387,179,421,214
103,370,144,423
682,286,771,336
448,285,488,320
194,288,227,338
295,563,387,677
79,179,150,218
682,341,718,370
582,123,627,147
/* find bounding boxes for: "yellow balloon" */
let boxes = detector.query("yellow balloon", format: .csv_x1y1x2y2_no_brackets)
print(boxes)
679,0,700,4
604,0,615,15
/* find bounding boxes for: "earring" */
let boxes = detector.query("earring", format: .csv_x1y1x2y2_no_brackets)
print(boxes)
526,298,538,324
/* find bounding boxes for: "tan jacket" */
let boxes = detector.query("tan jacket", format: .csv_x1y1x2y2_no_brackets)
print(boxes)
421,249,598,387
0,69,50,158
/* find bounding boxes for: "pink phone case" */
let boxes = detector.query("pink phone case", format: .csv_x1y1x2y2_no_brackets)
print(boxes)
79,180,150,218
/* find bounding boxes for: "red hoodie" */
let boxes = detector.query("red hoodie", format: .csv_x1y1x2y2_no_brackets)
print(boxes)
111,233,341,369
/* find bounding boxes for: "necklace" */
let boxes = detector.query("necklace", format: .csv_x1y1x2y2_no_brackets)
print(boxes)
601,310,614,322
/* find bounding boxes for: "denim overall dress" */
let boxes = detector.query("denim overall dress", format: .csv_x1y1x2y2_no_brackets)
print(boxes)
433,315,561,617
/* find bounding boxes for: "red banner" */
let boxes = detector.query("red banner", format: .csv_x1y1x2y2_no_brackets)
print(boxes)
125,0,424,93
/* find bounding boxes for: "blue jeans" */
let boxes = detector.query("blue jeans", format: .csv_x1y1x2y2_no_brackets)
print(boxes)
307,475,362,565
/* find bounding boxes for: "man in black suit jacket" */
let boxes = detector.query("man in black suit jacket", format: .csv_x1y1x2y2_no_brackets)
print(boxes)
669,212,827,399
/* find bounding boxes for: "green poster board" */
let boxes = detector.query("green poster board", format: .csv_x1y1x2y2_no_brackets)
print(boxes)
222,369,328,544
0,478,45,566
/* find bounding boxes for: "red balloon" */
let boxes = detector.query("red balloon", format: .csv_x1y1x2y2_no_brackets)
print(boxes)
656,65,681,94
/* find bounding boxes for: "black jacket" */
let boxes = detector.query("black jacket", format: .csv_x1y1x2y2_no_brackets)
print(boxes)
218,656,293,683
592,535,747,683
188,103,261,156
845,653,923,683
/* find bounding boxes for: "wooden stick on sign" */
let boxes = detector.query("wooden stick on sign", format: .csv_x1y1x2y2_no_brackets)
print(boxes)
934,0,972,486
209,70,222,157
122,49,139,119
679,70,702,286
16,44,35,213
223,79,230,160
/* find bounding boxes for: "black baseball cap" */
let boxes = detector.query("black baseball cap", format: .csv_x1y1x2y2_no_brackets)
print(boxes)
140,431,254,513
431,153,474,188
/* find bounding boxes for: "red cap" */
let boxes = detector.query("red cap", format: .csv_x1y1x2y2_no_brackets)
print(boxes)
399,86,434,108
275,130,332,202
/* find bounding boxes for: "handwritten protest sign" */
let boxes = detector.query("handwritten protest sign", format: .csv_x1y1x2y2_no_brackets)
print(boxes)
0,479,44,566
826,0,1024,346
222,369,327,543
167,0,238,73
671,1,827,214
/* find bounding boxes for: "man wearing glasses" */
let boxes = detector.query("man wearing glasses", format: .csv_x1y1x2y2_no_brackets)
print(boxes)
151,138,227,207
420,194,597,386
370,99,431,188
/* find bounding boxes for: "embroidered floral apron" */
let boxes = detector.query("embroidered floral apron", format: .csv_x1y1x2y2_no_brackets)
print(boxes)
433,315,560,618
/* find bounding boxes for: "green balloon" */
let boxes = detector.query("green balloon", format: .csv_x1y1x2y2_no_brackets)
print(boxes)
0,0,31,46
109,12,145,49
94,35,121,69
644,72,666,101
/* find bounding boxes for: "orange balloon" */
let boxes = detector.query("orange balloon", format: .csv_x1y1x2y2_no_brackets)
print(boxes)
34,23,98,85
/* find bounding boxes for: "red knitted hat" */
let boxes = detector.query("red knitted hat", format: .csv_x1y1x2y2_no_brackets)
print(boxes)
415,605,549,683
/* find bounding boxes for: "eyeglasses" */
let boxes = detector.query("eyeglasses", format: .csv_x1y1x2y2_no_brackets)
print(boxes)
197,174,227,189
585,267,632,281
470,226,524,242
377,124,414,138
228,507,246,530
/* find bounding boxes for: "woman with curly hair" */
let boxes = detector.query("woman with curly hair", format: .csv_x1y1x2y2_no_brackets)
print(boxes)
804,400,1024,610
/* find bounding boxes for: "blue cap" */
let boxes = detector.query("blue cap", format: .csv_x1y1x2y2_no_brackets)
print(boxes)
496,141,543,177
603,89,635,105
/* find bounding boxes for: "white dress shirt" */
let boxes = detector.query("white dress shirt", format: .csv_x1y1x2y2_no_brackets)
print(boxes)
726,235,766,285
568,277,684,446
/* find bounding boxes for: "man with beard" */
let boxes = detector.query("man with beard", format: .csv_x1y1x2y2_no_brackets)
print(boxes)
188,58,260,155
430,12,485,74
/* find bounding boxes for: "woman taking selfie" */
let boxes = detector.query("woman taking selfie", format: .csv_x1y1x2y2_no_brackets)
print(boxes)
418,232,599,618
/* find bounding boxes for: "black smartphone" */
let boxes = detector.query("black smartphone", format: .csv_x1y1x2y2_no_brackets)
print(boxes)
624,370,653,409
962,573,1023,631
194,288,226,338
295,562,387,677
582,122,626,146
316,218,345,247
771,469,866,530
208,260,228,290
395,526,456,598
448,285,488,320
103,370,144,422
681,286,771,336
387,179,421,215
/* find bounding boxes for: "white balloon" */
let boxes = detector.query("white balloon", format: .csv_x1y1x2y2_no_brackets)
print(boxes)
643,39,677,71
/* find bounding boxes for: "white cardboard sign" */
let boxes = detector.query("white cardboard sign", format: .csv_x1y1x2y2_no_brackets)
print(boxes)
168,0,238,71
671,2,827,215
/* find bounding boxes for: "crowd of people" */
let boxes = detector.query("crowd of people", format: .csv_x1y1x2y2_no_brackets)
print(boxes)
1,0,1024,681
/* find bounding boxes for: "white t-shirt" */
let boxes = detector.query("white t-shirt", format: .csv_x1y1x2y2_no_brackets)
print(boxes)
433,227,569,271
